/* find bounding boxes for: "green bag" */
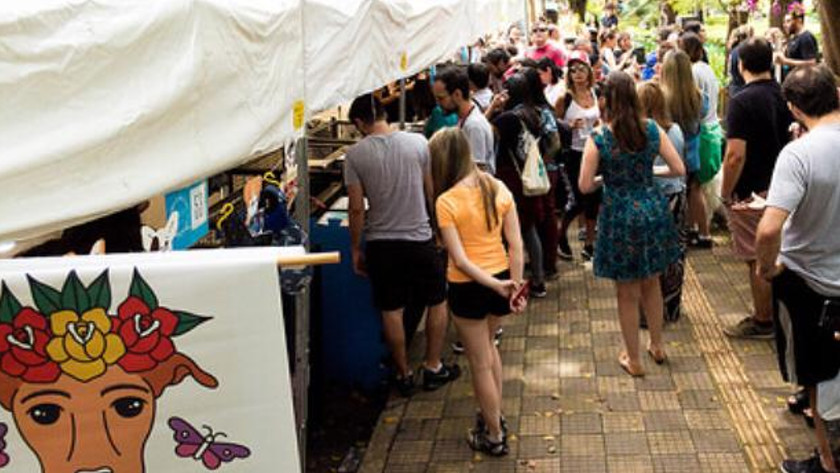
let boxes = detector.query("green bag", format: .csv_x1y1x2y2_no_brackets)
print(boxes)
698,122,723,184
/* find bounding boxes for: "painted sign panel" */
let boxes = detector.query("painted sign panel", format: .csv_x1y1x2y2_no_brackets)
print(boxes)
0,248,300,473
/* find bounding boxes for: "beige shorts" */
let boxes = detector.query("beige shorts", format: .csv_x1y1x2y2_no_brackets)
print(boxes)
726,206,764,261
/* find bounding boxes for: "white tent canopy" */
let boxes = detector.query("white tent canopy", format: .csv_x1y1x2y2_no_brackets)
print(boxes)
0,0,524,242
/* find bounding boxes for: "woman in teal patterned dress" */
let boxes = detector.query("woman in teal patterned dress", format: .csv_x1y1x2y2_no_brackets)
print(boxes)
579,72,686,377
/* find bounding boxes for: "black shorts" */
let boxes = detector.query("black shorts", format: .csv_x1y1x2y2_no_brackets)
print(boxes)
365,239,446,312
773,268,840,386
448,271,512,320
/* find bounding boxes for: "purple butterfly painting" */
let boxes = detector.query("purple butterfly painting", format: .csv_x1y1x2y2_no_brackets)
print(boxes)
168,417,251,470
0,422,8,468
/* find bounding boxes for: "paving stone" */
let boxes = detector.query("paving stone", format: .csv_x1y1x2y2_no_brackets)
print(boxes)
684,409,730,430
602,412,645,433
518,415,561,436
642,411,688,431
388,440,433,464
691,429,742,453
647,431,695,455
634,375,675,391
677,389,720,410
562,412,603,434
396,419,439,442
516,435,560,459
605,432,650,456
562,434,606,457
405,401,444,420
651,454,701,472
697,453,750,473
560,455,607,473
671,372,714,391
606,454,653,473
638,391,681,411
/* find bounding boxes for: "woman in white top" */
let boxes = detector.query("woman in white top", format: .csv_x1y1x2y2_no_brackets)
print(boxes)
557,54,601,261
599,30,619,75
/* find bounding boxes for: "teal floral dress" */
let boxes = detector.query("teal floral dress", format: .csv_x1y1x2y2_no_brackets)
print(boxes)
592,120,680,281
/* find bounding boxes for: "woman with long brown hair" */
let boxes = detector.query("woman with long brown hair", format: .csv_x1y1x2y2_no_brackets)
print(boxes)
579,72,685,377
638,82,689,323
429,128,526,456
660,50,712,248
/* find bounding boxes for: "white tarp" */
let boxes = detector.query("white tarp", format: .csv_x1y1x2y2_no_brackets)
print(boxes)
0,0,523,242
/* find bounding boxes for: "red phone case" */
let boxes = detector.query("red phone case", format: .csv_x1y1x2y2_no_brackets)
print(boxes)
512,281,530,305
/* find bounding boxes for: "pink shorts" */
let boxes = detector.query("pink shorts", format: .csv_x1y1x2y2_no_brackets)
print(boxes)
726,207,764,261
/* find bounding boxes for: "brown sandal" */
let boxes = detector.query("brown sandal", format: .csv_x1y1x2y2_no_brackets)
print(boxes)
618,352,645,377
647,345,667,365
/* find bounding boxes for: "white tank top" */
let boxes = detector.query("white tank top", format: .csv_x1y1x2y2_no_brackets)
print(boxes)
564,91,601,152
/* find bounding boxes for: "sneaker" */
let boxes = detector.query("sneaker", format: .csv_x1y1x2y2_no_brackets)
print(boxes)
724,317,775,340
395,372,415,397
494,327,503,347
475,412,509,439
467,427,509,457
532,283,547,298
422,362,461,391
781,451,832,473
581,244,594,261
451,340,465,354
557,240,573,261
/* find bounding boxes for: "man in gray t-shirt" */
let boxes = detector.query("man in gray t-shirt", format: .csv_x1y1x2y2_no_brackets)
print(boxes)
433,66,496,173
756,66,840,473
344,94,460,396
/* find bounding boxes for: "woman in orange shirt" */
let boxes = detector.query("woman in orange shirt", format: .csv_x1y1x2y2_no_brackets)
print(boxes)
429,128,526,457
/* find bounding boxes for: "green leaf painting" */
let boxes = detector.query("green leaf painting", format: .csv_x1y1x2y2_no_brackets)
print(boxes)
0,282,22,323
86,270,112,311
172,310,211,336
28,276,62,316
61,271,91,313
129,268,159,310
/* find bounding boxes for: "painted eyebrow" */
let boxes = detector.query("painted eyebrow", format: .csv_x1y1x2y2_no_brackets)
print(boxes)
19,390,71,404
100,384,151,397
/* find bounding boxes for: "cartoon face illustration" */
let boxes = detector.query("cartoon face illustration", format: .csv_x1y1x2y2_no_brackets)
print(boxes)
1,354,215,473
0,270,226,473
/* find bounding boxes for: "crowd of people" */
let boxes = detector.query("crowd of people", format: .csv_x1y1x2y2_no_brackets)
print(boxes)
344,6,839,471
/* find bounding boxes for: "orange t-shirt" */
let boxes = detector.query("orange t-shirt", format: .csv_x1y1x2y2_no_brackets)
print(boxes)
436,180,514,283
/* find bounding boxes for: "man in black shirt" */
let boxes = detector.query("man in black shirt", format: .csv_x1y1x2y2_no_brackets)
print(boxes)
777,10,819,78
722,38,793,339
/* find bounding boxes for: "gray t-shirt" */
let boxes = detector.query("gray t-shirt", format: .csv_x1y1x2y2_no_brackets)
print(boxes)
461,106,496,174
654,124,687,195
344,131,433,242
767,123,840,296
692,62,719,126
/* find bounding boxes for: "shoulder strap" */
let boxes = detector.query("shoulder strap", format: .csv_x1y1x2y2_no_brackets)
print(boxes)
472,97,486,114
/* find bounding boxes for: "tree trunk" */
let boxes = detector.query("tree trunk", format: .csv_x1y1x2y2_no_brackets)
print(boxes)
571,0,587,23
662,2,677,25
727,8,749,41
770,0,794,28
820,0,840,76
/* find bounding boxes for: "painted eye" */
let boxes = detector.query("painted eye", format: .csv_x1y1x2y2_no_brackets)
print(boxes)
28,404,62,425
112,397,146,418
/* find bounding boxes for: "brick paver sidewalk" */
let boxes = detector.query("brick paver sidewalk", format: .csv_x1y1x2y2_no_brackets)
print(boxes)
359,239,815,473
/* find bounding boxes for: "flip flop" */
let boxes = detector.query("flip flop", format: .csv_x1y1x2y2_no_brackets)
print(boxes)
618,352,645,377
787,389,809,415
647,346,667,365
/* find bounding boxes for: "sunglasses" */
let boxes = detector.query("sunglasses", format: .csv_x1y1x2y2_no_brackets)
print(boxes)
532,27,548,33
570,65,589,73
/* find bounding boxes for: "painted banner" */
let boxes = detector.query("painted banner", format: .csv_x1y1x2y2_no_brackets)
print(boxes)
0,248,300,473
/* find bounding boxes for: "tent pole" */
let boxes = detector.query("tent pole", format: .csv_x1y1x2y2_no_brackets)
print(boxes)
399,77,407,130
292,135,310,472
